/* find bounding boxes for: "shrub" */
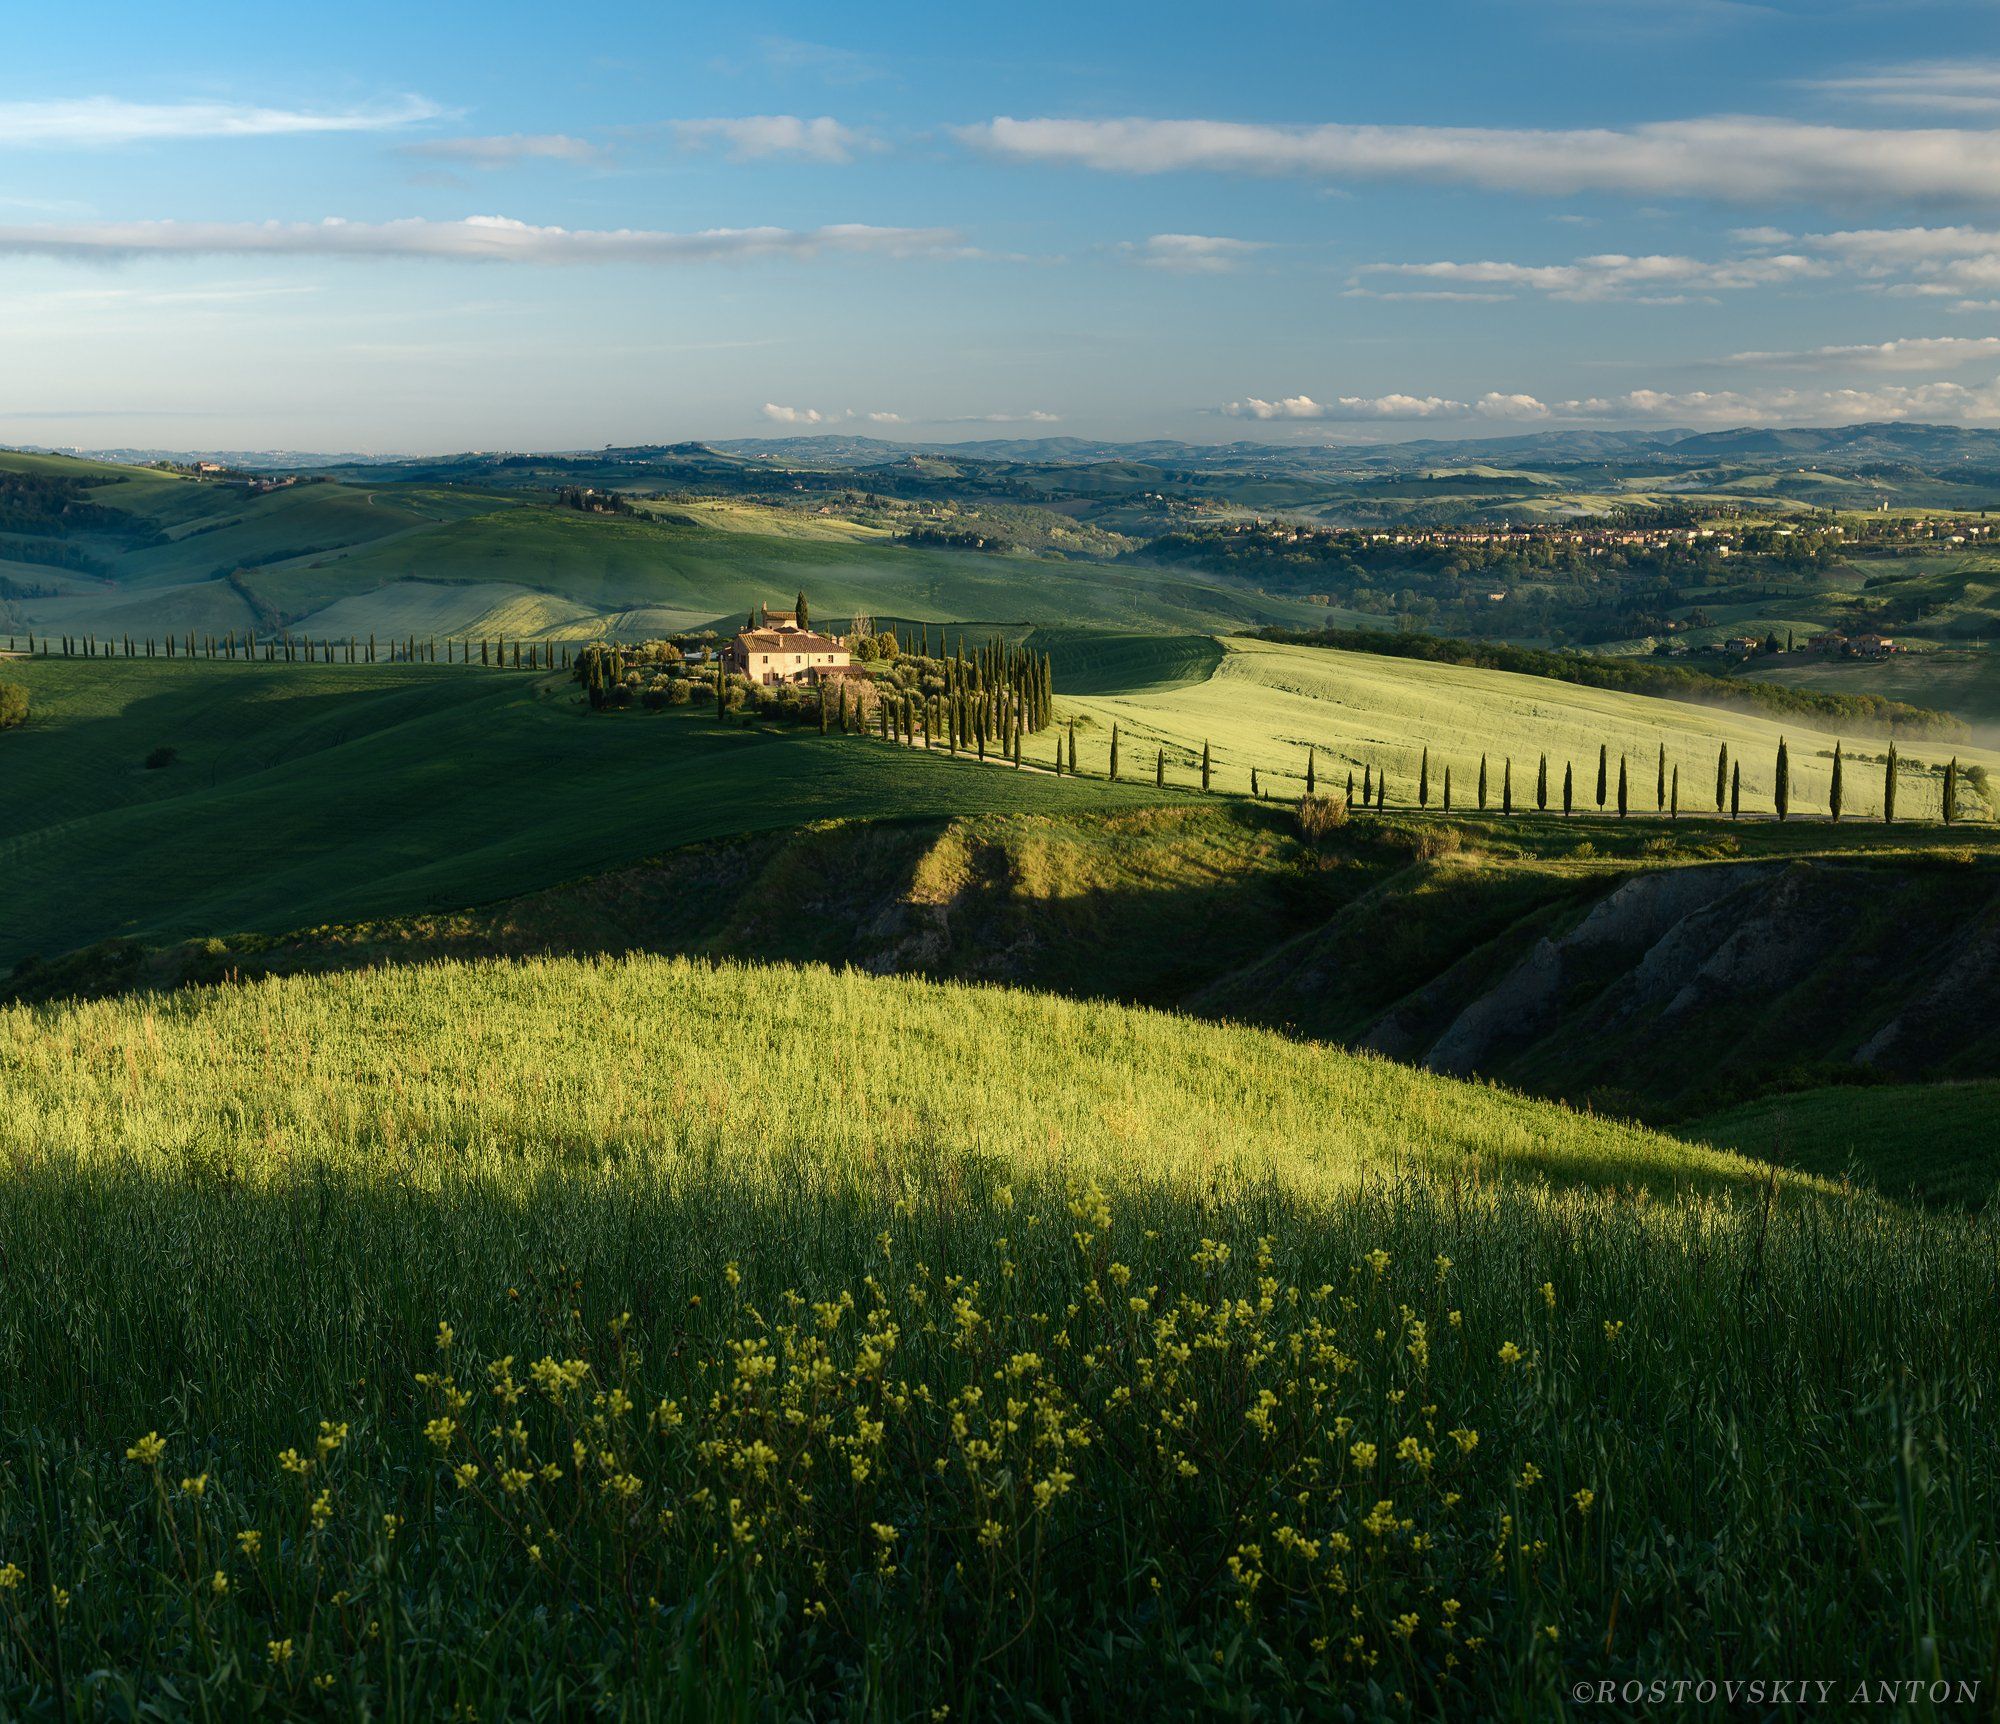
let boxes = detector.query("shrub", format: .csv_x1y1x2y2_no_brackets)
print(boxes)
0,681,25,730
144,746,177,770
1295,793,1349,842
1408,822,1463,862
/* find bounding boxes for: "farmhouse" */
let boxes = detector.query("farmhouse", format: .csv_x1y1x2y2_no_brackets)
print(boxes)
728,603,853,686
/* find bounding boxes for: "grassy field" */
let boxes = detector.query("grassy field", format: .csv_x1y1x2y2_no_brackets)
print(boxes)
0,453,1324,642
0,955,1993,1715
0,656,1168,970
1049,634,2000,818
1691,1081,2000,1206
1740,648,2000,734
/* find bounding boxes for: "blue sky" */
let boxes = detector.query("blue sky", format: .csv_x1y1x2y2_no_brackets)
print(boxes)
5,0,2000,450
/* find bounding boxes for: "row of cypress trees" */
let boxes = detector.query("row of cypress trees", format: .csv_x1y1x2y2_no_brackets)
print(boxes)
1347,737,1966,824
10,631,567,669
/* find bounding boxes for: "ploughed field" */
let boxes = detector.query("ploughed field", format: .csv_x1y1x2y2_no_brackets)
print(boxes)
0,955,1993,1716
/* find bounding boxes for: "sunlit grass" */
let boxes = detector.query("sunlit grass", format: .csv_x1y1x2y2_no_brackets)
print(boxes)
0,957,1995,1714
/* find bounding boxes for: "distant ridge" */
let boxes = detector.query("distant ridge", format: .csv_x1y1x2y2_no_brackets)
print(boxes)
21,420,2000,474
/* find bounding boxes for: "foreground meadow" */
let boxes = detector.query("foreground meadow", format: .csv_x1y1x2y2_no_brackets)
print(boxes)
0,957,1995,1718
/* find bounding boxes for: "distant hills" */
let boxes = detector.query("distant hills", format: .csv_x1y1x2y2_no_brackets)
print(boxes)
22,421,2000,476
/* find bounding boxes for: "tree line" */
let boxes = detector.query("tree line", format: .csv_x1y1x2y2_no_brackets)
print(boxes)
8,632,572,669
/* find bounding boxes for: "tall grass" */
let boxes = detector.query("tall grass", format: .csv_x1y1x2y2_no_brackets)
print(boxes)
0,957,1995,1717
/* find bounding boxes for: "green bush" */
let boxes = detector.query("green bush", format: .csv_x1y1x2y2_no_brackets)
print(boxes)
0,680,25,730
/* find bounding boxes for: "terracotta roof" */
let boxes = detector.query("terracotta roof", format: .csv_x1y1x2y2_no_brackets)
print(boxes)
738,630,846,652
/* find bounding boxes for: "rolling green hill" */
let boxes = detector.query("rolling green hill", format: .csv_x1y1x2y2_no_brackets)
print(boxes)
0,451,1325,642
0,655,1165,970
1048,634,2000,818
2,953,1996,1714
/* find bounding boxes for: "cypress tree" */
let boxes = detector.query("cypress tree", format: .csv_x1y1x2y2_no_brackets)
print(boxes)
1156,748,1165,788
1945,756,1960,825
1477,753,1488,811
1503,758,1513,816
1347,770,1355,802
1443,765,1453,811
1830,741,1844,822
795,588,809,631
1109,723,1120,782
1537,752,1548,813
716,661,726,717
1774,737,1790,821
1419,746,1430,808
1656,743,1667,811
1671,763,1680,818
1596,743,1608,809
1563,761,1574,817
1715,743,1728,813
1201,740,1211,792
819,690,829,735
1731,761,1742,820
1305,747,1316,796
1617,755,1628,817
1884,743,1898,824
1363,763,1373,804
1377,771,1388,809
1067,723,1077,775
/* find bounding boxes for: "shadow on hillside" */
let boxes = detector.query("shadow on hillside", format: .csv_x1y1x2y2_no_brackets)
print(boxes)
6,802,1386,1013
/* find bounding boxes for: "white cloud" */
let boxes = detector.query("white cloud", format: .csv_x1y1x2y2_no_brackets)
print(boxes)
935,410,1063,424
1341,287,1512,303
1355,250,1827,302
1581,378,2000,424
0,95,441,147
1792,225,2000,299
1121,233,1270,274
401,133,601,169
1220,392,1548,422
761,405,1052,428
959,114,2000,204
1803,61,2000,115
669,116,872,163
1220,378,2000,428
1722,335,2000,371
0,215,964,265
